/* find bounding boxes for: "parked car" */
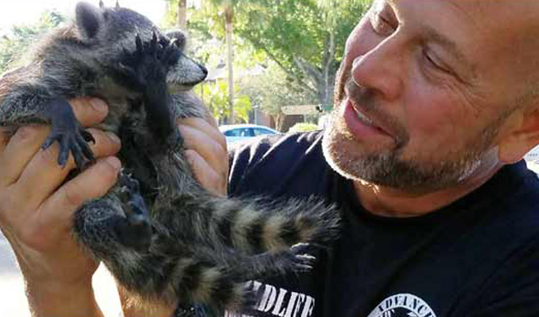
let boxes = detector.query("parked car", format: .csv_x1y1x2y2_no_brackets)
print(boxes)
525,145,539,174
525,145,539,162
219,124,280,144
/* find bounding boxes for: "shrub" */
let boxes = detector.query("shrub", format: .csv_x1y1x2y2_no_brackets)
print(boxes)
287,123,319,133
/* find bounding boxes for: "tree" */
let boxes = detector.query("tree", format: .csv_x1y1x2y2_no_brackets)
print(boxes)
163,0,190,30
203,0,251,124
178,0,188,30
235,0,371,107
240,62,317,131
202,80,252,124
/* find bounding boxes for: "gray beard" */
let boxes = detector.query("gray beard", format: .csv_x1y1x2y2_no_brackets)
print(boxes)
321,109,498,192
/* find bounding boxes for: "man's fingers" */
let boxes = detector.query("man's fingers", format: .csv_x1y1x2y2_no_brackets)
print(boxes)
13,129,121,210
185,150,227,196
38,156,121,225
179,121,228,170
69,98,109,128
0,125,50,186
178,117,226,148
0,98,108,187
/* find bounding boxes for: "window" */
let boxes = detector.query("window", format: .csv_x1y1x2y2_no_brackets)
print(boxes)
253,128,276,136
224,128,253,137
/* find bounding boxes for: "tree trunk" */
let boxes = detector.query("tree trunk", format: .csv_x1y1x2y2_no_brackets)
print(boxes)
178,0,187,30
322,31,335,108
225,7,235,124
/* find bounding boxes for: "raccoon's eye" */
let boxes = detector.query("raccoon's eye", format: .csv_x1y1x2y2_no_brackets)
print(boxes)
103,11,109,20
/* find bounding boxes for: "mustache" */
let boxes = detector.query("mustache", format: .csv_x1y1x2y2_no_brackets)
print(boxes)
340,75,409,148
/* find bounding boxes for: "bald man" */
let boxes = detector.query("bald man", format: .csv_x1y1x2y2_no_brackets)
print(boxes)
1,1,539,317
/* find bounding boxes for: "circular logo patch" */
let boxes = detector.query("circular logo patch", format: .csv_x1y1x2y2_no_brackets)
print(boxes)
367,293,437,317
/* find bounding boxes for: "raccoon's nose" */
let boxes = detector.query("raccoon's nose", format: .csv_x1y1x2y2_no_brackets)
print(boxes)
199,64,208,79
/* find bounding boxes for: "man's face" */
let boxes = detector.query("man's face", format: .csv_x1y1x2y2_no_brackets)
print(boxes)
323,0,538,192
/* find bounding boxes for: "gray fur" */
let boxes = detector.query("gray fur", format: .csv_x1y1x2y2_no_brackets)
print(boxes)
0,2,341,312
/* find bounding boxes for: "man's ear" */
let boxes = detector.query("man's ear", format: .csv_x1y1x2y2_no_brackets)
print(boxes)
76,2,104,41
497,107,539,163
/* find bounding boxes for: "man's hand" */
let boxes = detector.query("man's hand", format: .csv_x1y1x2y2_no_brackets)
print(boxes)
0,98,121,317
178,115,229,196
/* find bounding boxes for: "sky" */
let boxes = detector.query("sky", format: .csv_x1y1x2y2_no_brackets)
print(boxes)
0,0,167,30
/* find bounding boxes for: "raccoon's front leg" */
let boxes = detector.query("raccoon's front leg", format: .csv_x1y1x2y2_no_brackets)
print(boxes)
116,31,182,150
0,89,95,168
41,97,96,167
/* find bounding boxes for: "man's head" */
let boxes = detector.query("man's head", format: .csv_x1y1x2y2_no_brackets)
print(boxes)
323,0,539,192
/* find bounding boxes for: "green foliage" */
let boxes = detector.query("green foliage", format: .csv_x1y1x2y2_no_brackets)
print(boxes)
236,0,370,99
288,122,319,133
200,80,252,124
185,0,372,106
0,10,65,74
239,62,317,130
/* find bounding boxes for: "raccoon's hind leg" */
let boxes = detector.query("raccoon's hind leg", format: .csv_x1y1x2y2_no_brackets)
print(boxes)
0,87,95,168
114,172,153,252
168,243,315,312
74,173,153,256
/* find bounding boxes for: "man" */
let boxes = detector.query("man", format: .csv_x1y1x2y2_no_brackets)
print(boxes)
1,0,539,316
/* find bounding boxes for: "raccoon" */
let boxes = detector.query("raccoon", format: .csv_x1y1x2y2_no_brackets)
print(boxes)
0,1,341,313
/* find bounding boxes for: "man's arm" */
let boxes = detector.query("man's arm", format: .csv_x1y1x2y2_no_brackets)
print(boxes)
0,98,121,317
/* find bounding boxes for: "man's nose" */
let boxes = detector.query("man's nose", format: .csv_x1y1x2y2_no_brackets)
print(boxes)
350,37,404,102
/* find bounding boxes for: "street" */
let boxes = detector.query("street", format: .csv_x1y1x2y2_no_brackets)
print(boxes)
0,230,122,317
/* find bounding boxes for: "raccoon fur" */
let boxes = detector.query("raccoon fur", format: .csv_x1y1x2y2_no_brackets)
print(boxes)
0,1,341,313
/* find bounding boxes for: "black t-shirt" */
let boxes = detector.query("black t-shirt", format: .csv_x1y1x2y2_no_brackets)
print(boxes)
221,130,539,317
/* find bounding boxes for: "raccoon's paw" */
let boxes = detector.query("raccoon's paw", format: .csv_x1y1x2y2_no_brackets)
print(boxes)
114,174,153,252
117,31,180,89
42,120,95,169
118,172,141,194
288,243,316,273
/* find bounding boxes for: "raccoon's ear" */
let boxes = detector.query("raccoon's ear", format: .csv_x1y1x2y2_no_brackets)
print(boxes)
76,2,104,40
165,30,186,51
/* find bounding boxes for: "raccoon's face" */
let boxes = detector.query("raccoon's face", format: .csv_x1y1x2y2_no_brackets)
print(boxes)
75,2,207,91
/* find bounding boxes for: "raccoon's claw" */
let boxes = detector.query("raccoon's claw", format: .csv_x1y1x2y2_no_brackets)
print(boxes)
118,172,141,193
42,125,94,169
81,129,95,144
289,243,316,272
150,30,159,55
135,33,143,53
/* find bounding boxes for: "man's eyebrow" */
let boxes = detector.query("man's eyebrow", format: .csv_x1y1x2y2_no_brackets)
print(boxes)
422,25,477,78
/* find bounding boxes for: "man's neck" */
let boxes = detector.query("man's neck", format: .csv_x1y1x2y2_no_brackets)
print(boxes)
354,159,505,218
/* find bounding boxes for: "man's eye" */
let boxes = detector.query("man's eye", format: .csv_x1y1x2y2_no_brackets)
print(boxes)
423,49,453,74
371,13,395,36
